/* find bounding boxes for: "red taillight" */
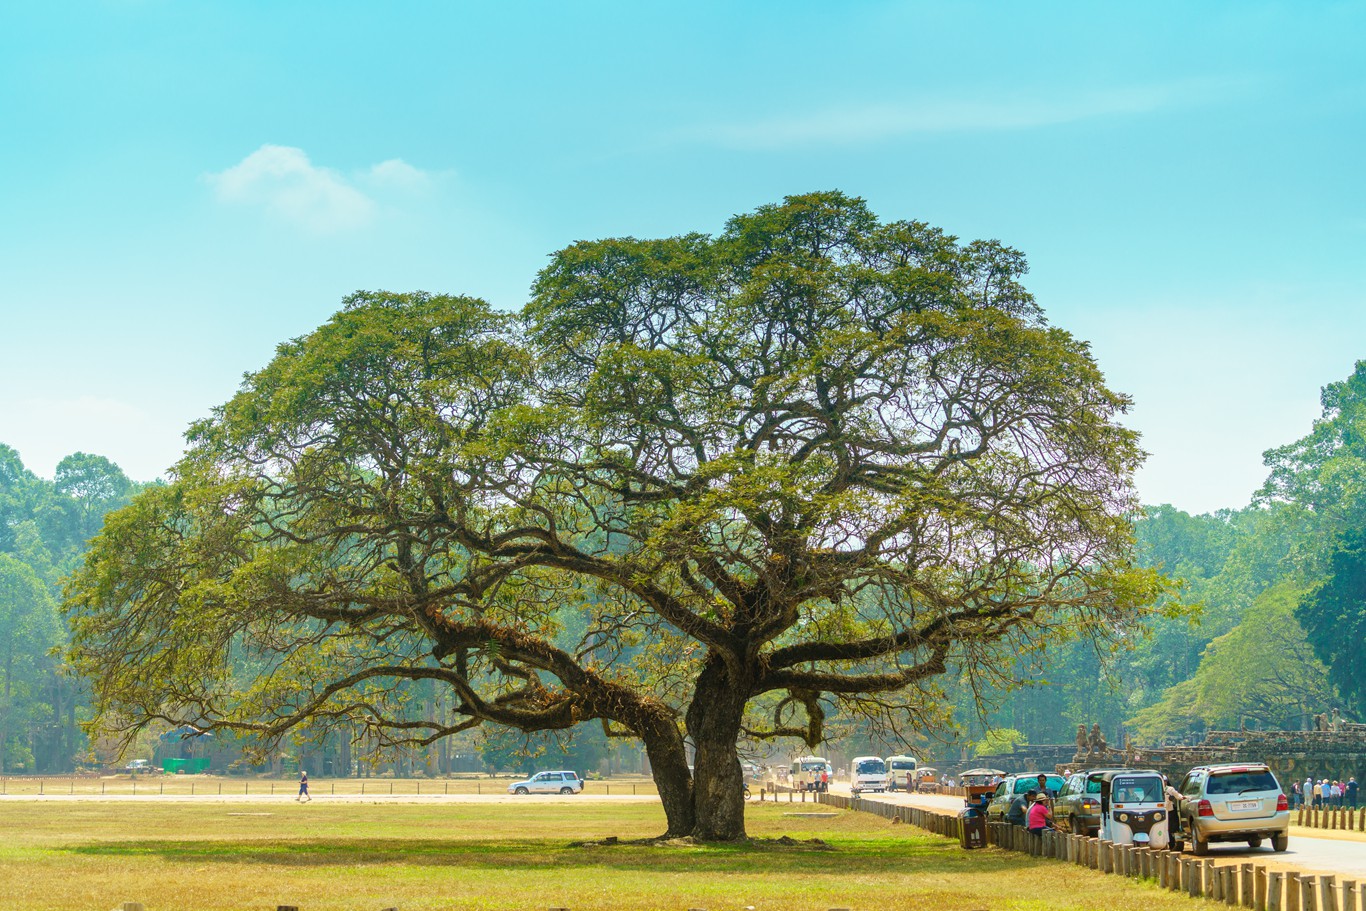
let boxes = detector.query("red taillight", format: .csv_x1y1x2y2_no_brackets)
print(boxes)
1198,799,1214,817
1277,794,1289,812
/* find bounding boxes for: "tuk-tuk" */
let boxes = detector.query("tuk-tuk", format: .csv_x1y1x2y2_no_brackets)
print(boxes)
1087,768,1170,849
912,767,939,793
960,768,1004,816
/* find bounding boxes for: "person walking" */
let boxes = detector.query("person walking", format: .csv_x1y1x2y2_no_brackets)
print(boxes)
298,769,311,802
1347,777,1358,809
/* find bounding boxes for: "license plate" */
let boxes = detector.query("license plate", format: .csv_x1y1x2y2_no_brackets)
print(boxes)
1230,800,1259,811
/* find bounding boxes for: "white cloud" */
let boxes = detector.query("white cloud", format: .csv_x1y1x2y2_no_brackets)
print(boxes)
366,158,433,193
684,79,1243,149
206,146,435,232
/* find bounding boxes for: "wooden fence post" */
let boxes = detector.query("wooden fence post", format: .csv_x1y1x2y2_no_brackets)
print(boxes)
1343,880,1358,911
1226,866,1240,906
1188,859,1202,898
1287,873,1302,911
1270,872,1284,911
1300,875,1318,911
1321,876,1339,911
1256,867,1268,911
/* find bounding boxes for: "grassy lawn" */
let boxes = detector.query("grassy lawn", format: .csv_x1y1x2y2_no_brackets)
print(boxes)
0,775,662,798
0,799,1210,910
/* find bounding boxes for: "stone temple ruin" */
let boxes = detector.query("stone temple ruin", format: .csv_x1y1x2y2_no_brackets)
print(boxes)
962,723,1366,783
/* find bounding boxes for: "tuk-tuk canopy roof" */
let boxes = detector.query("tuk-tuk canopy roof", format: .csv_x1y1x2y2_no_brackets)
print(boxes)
960,768,1004,777
1085,768,1162,783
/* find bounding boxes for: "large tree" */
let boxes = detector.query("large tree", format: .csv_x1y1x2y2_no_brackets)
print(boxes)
65,192,1159,840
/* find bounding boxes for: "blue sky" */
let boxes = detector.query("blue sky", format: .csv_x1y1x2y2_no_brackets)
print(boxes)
2,1,1362,514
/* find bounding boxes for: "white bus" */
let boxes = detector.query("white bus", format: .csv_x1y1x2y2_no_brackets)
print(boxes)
886,754,918,791
850,755,889,794
790,755,833,792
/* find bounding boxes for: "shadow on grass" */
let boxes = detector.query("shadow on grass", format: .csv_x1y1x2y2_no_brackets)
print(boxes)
67,835,1044,877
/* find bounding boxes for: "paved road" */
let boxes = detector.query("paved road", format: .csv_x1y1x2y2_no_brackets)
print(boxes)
853,786,1366,881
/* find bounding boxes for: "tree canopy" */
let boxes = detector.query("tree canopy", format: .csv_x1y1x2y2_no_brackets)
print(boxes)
65,191,1160,840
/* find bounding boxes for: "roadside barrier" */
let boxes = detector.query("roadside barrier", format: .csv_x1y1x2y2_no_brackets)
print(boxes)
817,792,1362,911
1297,806,1366,831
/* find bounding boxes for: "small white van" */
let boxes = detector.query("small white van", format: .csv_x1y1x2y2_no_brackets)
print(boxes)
850,755,889,794
791,755,833,791
886,754,917,791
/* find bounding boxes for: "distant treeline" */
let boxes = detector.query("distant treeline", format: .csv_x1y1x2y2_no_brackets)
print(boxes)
7,363,1366,772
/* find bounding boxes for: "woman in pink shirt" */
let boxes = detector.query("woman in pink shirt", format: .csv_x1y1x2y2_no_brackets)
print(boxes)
1026,792,1052,835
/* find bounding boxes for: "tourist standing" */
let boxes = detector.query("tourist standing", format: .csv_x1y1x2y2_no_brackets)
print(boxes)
1347,778,1358,808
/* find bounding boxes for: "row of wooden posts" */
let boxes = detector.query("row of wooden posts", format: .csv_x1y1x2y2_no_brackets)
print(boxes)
818,792,1361,911
1298,806,1366,831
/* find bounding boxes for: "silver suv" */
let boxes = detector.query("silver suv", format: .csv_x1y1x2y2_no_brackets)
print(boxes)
1172,763,1289,854
507,770,584,795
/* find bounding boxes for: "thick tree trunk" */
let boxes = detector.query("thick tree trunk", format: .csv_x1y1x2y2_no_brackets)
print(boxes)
638,712,696,837
685,658,749,841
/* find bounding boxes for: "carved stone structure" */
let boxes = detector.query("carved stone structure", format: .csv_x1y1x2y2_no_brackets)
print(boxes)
956,726,1366,784
1088,723,1106,758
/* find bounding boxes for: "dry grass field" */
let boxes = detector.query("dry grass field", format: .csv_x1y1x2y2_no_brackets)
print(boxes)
0,795,1217,910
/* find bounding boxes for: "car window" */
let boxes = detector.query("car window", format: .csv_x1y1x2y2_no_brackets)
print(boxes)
1085,777,1103,794
1182,774,1203,797
993,783,1006,798
1207,771,1278,795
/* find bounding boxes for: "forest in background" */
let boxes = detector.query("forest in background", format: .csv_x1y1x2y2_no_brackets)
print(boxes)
4,360,1365,774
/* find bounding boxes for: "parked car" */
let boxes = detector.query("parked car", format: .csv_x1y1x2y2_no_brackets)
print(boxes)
124,759,153,773
507,770,584,795
1055,768,1128,836
1171,763,1289,854
985,772,1066,823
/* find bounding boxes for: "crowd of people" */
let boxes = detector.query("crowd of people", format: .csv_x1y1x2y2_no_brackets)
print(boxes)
1289,776,1358,809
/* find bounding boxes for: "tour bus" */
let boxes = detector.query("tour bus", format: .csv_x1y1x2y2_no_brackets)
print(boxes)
850,755,890,794
886,754,918,791
791,755,833,791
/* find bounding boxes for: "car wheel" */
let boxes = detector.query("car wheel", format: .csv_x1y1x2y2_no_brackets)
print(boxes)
1192,827,1209,856
514,786,529,795
1271,833,1288,852
1247,836,1263,848
560,786,574,794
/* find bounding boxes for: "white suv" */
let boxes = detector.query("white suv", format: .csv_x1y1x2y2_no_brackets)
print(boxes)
507,770,584,795
1172,763,1289,854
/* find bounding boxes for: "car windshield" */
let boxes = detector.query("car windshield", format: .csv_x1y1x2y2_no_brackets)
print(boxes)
1112,776,1163,803
889,760,916,771
856,759,886,774
1015,775,1063,794
1207,770,1278,795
